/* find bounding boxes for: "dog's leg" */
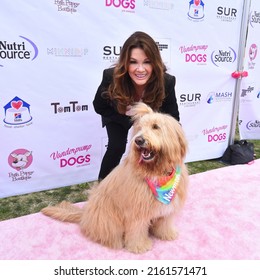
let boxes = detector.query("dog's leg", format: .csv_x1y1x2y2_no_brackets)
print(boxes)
150,215,178,241
124,221,152,254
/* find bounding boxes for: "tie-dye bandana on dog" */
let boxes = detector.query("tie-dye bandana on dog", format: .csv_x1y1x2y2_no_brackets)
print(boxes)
146,166,181,205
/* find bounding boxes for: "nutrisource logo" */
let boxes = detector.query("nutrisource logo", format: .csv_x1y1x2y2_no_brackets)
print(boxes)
0,36,38,67
211,47,236,67
250,11,260,28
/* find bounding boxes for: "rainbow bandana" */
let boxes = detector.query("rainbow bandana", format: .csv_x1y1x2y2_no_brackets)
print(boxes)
145,166,181,205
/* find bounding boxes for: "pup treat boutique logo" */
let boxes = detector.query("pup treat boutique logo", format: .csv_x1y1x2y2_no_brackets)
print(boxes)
8,149,34,182
3,96,33,127
0,36,38,67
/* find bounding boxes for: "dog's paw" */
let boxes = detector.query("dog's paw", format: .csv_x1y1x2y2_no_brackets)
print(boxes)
151,227,179,241
125,238,152,254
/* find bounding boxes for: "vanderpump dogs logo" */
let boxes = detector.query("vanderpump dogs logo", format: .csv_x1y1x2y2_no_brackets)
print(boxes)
50,145,92,168
54,0,80,14
211,47,237,67
0,36,38,67
179,44,208,65
8,148,34,182
250,11,260,28
188,0,205,21
51,101,88,114
202,125,228,143
207,91,232,104
179,92,201,107
143,0,174,10
216,6,237,22
105,0,136,13
3,96,33,127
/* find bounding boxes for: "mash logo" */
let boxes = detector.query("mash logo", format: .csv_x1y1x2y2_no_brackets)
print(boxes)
0,36,38,67
211,47,236,67
8,148,34,182
188,0,205,21
207,91,232,104
50,145,92,168
250,11,260,28
3,96,33,127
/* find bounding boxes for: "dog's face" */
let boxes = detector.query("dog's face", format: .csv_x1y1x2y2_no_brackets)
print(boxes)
127,103,187,177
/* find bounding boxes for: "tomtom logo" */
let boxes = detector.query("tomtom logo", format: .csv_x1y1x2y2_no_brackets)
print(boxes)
0,36,38,67
211,47,236,67
105,0,135,10
51,101,88,114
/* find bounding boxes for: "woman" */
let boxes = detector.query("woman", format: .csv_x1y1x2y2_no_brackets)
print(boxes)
93,31,180,180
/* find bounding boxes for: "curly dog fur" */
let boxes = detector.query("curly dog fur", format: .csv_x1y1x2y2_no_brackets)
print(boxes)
41,102,188,253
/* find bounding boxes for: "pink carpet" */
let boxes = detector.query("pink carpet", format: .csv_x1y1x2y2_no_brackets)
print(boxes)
1,160,260,260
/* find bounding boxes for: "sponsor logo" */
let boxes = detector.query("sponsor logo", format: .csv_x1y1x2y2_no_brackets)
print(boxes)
248,43,257,70
51,101,88,114
179,93,201,107
202,125,228,143
54,0,80,14
8,148,34,181
179,44,208,65
211,47,236,67
50,145,92,168
250,11,260,28
47,47,88,57
206,92,232,104
143,0,174,10
241,86,254,97
103,39,170,64
246,120,260,132
105,0,136,13
187,0,205,21
3,96,33,128
216,6,237,22
0,36,38,67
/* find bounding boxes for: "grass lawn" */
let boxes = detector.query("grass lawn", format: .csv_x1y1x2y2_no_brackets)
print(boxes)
0,139,259,221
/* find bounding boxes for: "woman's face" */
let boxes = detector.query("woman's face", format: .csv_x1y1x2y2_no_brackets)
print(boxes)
128,48,153,89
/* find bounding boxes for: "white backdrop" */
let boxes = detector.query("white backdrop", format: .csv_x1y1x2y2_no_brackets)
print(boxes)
239,0,260,139
0,0,254,198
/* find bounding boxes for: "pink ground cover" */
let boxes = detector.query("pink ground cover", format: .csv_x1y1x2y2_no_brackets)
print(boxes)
0,160,260,260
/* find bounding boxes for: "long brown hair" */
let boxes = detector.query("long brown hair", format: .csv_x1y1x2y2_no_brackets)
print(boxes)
107,31,166,114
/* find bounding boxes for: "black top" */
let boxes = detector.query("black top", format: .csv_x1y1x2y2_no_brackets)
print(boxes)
93,67,180,129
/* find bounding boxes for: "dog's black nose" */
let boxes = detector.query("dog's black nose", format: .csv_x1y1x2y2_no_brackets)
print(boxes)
135,136,145,147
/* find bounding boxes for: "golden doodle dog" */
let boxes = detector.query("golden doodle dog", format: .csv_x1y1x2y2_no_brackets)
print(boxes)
41,102,189,254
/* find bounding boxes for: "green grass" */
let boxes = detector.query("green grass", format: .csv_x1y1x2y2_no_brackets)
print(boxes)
0,140,259,222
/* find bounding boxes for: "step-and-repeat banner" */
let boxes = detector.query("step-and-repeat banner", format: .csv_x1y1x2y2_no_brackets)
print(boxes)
0,0,250,198
239,0,260,139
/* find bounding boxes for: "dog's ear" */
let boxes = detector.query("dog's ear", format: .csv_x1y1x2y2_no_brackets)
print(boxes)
126,102,153,121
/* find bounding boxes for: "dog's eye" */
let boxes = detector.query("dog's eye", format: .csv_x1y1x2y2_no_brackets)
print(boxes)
152,123,159,129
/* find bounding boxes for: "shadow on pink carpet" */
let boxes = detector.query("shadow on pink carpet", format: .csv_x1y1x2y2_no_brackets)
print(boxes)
1,160,260,260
